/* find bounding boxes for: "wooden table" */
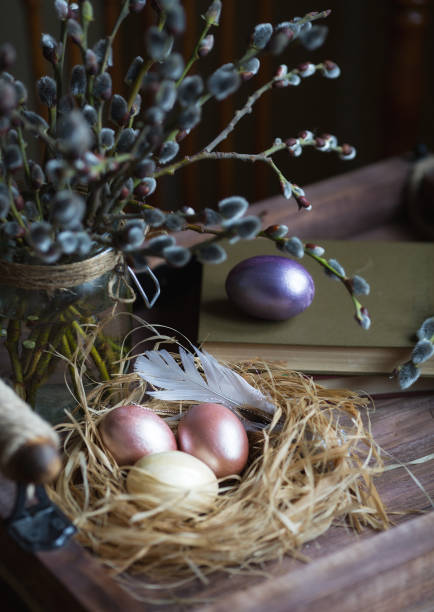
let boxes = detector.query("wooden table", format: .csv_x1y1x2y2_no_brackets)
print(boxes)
1,156,433,611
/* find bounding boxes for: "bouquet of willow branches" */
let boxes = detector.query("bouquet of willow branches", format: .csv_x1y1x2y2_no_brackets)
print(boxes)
0,0,374,402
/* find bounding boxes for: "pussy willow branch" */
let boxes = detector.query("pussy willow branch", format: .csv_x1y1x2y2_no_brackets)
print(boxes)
7,179,26,229
165,11,331,145
53,20,68,127
176,8,332,149
58,19,67,95
27,324,67,406
22,324,43,374
127,58,154,111
151,132,339,198
153,144,285,178
204,77,279,153
233,9,332,71
86,155,134,222
49,106,57,136
204,63,328,153
176,20,213,87
6,319,25,398
147,62,330,166
298,246,366,324
35,190,43,220
16,126,31,184
82,1,97,54
150,145,293,204
16,112,57,151
24,325,51,380
126,12,167,111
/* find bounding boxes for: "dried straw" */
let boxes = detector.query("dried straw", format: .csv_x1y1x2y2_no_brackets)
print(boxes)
49,339,389,601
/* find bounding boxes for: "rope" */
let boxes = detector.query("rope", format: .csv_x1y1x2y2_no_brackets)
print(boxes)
0,378,59,473
0,249,122,290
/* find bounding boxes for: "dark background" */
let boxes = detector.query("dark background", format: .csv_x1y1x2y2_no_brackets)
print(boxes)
2,0,433,210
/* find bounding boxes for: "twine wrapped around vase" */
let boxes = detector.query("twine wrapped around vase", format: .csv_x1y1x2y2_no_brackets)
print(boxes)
0,248,137,303
0,249,116,289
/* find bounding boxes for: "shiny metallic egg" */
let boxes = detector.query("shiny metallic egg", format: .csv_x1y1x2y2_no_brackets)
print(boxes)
178,403,249,478
225,255,315,320
99,404,177,465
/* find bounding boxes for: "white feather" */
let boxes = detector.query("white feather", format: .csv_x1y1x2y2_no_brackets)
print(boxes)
134,347,276,414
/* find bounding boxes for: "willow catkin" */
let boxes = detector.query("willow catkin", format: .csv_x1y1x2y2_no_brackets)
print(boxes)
0,378,61,483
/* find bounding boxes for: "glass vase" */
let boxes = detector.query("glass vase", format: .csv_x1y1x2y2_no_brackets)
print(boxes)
0,249,132,411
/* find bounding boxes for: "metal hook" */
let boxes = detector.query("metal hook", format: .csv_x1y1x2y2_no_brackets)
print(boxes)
127,265,161,309
5,483,76,552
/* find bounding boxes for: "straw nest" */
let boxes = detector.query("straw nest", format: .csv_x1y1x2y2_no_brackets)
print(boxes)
49,353,388,595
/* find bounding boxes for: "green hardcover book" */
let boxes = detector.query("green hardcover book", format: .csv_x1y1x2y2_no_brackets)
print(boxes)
198,239,434,376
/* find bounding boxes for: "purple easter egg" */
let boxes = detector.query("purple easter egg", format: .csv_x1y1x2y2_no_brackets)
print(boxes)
225,255,315,320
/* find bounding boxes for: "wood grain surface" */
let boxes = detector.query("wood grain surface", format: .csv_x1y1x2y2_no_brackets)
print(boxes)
0,477,143,612
200,513,434,612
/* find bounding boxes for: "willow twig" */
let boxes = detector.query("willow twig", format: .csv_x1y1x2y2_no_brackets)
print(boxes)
17,112,57,151
24,325,51,380
154,148,283,175
58,19,67,98
204,77,277,153
17,126,31,183
302,247,366,324
203,58,334,155
127,11,167,110
22,324,43,374
53,17,68,130
176,21,212,87
26,324,67,405
5,319,25,398
7,179,26,229
153,145,287,188
127,58,153,111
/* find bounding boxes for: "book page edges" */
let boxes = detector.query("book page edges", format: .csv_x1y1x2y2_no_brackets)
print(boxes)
200,343,434,376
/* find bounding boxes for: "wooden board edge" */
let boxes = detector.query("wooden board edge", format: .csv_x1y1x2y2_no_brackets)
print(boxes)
199,512,434,612
0,526,143,612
